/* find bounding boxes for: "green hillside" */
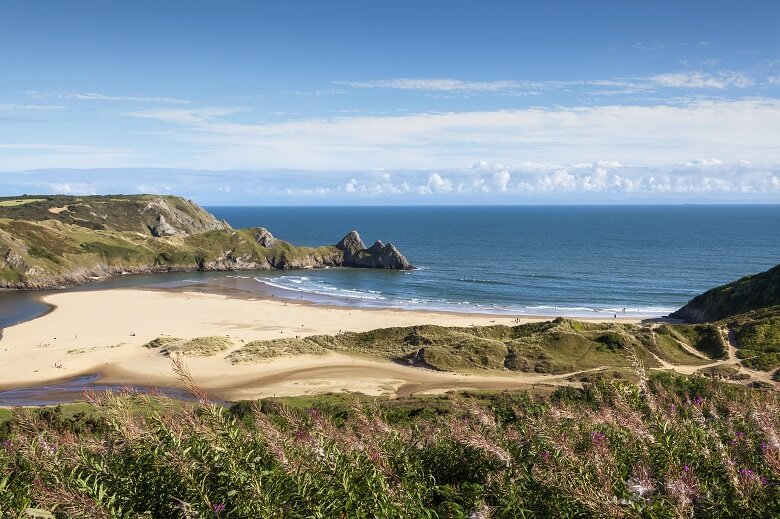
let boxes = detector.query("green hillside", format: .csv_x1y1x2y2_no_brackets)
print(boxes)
672,264,780,323
0,194,411,289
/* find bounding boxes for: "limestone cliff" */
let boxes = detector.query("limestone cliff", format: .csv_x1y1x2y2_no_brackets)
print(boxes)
0,195,413,290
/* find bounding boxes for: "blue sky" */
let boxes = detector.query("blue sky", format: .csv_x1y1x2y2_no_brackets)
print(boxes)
1,0,779,204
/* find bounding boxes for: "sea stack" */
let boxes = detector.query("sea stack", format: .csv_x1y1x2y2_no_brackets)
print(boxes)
336,230,413,270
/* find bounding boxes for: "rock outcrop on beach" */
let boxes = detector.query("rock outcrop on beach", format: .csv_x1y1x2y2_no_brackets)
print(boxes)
0,195,413,290
253,227,277,248
335,230,413,270
671,263,780,322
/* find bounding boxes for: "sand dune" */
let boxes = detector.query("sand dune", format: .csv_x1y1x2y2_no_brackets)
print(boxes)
0,288,640,401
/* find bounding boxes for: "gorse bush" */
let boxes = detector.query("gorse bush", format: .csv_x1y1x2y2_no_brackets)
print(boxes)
1,371,779,518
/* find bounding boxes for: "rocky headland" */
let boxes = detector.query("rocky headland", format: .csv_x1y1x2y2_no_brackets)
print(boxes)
0,194,413,290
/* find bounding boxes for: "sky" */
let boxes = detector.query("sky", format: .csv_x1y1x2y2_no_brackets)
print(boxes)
1,0,780,204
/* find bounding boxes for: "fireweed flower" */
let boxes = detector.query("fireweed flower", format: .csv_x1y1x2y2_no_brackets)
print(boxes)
693,396,703,406
212,503,226,514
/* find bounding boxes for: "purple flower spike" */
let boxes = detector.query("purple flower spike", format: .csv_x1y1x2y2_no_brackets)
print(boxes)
213,503,226,514
683,465,690,472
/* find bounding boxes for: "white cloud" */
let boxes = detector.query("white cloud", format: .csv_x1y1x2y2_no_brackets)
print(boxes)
423,173,452,194
47,182,97,195
491,170,511,192
0,104,64,111
336,71,761,97
335,78,538,94
680,158,724,167
118,98,780,171
649,71,753,89
26,91,191,104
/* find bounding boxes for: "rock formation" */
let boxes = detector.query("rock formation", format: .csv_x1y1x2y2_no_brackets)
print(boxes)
0,196,414,289
336,231,413,270
253,227,277,248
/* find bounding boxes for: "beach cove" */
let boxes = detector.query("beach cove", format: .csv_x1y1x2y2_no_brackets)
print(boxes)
0,286,645,403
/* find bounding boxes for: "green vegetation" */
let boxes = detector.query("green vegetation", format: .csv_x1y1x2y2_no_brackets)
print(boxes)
164,313,780,376
665,323,728,359
697,364,743,380
649,326,711,365
225,319,667,374
0,198,45,207
1,374,779,517
145,336,234,357
673,263,780,323
221,318,738,375
227,338,328,363
0,194,348,288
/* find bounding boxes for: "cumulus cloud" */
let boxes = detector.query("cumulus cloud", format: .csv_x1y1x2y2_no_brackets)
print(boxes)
425,172,452,193
3,161,779,203
491,170,511,192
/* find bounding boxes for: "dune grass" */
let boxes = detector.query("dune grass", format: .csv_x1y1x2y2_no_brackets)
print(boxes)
144,336,233,357
668,323,728,360
226,338,328,363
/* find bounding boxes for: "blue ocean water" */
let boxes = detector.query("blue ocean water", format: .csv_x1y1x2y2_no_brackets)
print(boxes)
201,205,780,318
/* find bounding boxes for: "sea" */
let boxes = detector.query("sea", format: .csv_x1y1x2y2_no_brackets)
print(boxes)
1,205,779,328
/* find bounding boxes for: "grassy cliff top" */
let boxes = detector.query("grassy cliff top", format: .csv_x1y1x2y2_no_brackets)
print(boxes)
0,194,229,235
672,263,780,323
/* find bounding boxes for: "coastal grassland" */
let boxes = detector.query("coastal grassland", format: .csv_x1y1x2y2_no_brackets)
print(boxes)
227,338,329,363
225,319,684,374
673,264,780,322
664,323,728,360
0,217,341,287
0,198,45,207
721,307,780,371
649,326,712,365
0,194,347,288
1,374,779,517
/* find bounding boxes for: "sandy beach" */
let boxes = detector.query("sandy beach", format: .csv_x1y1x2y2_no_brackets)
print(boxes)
0,288,642,401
